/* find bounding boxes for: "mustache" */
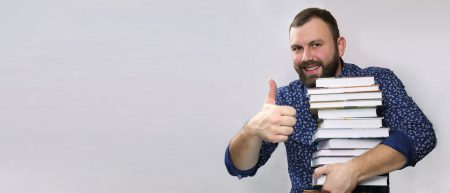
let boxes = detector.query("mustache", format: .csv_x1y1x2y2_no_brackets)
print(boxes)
300,60,323,68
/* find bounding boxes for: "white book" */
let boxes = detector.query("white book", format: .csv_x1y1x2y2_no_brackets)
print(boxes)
313,175,388,186
318,108,378,119
309,92,382,102
310,99,382,109
315,77,375,88
311,156,353,167
307,85,380,95
316,139,382,150
312,128,389,142
319,117,383,128
312,149,369,158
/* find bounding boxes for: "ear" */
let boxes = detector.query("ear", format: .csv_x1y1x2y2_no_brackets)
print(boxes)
337,37,346,57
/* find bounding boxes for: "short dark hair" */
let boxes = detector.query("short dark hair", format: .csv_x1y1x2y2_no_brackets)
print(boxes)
290,8,340,42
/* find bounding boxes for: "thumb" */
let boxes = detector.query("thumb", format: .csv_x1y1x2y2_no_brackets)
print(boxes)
313,165,330,179
264,79,277,104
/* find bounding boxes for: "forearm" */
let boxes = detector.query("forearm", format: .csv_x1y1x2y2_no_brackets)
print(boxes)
229,124,263,170
228,81,296,171
349,144,406,182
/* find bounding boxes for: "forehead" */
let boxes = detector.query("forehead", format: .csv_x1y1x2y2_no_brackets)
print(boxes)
289,17,334,44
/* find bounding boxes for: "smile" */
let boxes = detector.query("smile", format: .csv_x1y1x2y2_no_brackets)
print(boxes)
305,66,319,71
303,64,321,75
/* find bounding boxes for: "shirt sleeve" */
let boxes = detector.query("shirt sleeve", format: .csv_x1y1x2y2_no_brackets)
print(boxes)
378,69,437,167
224,142,278,179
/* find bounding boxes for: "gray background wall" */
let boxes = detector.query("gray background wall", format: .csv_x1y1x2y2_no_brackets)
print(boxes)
0,0,448,192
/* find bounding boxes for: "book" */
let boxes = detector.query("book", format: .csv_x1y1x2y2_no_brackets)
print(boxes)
317,108,378,119
313,175,388,186
307,85,380,95
318,117,383,128
310,99,382,109
309,92,382,102
312,149,368,158
311,156,353,167
312,128,389,142
316,138,382,150
315,77,375,88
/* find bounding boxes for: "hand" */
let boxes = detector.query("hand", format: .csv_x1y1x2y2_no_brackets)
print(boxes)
245,79,297,143
313,163,359,193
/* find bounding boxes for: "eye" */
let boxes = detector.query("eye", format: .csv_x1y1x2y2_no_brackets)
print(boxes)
312,43,321,48
291,46,303,53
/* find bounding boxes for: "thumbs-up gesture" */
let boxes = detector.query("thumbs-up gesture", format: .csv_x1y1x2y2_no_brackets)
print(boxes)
246,79,297,143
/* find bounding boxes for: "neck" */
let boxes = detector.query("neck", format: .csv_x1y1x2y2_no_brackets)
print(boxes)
334,58,343,77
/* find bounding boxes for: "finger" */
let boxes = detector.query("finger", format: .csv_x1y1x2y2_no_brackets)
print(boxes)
265,134,289,143
272,135,289,143
280,116,297,126
278,106,296,116
264,79,277,105
313,165,329,179
321,188,331,193
274,126,294,136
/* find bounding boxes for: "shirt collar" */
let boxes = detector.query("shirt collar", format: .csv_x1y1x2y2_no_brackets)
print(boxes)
337,59,354,77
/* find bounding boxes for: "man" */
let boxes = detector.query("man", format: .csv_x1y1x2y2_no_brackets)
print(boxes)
224,8,436,193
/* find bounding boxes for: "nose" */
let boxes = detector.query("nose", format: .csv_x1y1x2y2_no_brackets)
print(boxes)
302,47,313,62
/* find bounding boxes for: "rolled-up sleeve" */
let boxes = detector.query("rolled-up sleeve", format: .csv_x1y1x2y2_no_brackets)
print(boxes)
378,69,437,167
224,145,258,178
224,142,278,178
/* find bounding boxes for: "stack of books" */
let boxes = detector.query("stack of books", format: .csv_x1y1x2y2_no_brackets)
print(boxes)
308,77,389,187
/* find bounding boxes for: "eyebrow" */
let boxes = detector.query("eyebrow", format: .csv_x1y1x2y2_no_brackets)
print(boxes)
290,44,301,49
291,39,325,49
309,39,325,45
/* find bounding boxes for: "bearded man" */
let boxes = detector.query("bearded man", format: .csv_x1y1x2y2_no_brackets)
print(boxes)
224,7,436,193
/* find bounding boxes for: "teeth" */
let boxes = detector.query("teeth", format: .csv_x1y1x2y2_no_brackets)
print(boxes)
306,66,319,71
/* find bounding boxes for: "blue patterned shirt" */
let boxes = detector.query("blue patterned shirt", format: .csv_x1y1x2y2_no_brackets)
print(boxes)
225,62,437,193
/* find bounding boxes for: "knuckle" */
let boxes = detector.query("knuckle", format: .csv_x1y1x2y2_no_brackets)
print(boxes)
271,117,281,125
263,103,273,109
263,104,276,114
283,127,294,135
266,135,275,142
313,171,318,177
266,117,275,125
313,168,321,175
292,117,297,124
290,106,296,112
286,127,294,134
286,118,296,126
289,107,297,113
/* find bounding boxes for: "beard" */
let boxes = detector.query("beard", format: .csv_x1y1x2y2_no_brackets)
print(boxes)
294,50,341,88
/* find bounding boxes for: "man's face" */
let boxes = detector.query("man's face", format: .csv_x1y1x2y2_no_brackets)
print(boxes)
289,18,341,88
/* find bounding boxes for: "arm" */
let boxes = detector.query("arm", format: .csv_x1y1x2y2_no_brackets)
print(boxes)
313,69,436,193
229,123,263,170
349,144,405,181
225,79,296,176
313,144,406,193
379,69,436,167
